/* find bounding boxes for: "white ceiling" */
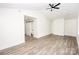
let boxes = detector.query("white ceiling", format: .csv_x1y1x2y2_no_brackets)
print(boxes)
0,3,49,10
0,3,79,19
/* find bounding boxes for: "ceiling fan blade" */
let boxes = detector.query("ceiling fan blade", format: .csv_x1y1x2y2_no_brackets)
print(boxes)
49,4,52,6
49,3,53,8
54,3,61,7
49,4,54,8
51,4,54,7
54,7,60,9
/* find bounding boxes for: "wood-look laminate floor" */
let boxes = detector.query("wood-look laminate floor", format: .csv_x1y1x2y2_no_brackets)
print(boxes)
0,34,78,55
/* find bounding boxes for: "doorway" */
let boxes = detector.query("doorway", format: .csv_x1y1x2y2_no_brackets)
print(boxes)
24,15,35,41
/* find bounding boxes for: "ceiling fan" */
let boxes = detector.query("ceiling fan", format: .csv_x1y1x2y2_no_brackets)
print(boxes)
47,3,61,11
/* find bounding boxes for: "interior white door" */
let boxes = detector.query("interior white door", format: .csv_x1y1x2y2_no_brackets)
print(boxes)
25,23,32,36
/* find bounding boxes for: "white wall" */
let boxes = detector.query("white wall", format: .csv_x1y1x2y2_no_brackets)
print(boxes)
37,17,51,38
78,13,79,35
77,13,79,48
51,18,64,36
51,18,77,37
64,18,77,36
0,8,25,50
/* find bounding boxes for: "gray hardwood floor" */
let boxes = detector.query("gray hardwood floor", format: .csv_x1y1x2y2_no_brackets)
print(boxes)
0,34,78,55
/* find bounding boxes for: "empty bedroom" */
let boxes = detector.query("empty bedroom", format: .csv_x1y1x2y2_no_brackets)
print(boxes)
0,3,79,55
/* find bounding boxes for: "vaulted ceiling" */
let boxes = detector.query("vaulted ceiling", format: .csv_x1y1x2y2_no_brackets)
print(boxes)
0,3,79,19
